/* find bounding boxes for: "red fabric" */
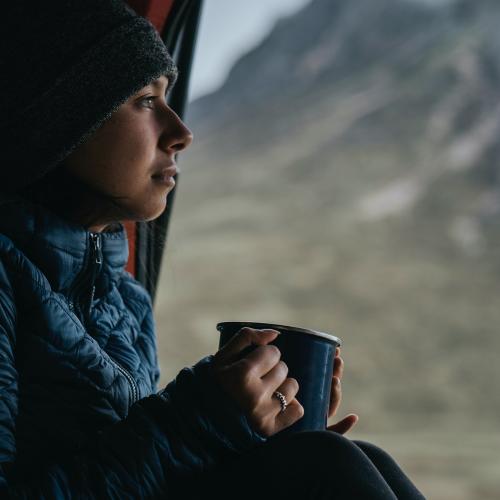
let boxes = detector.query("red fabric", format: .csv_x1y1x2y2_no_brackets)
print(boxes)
123,221,137,275
126,0,175,32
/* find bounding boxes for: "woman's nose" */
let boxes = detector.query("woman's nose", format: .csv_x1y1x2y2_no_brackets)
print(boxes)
160,109,194,154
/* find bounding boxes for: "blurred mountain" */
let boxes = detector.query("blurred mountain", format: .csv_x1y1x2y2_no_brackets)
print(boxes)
157,0,500,433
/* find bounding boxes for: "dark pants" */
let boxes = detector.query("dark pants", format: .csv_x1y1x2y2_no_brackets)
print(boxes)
177,430,426,499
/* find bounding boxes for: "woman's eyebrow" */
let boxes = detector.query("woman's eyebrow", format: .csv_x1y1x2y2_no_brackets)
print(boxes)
150,78,169,90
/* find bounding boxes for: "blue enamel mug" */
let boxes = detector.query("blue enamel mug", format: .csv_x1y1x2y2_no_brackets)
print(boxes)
216,321,342,436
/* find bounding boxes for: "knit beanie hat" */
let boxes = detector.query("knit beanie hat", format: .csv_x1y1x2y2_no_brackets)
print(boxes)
1,0,178,191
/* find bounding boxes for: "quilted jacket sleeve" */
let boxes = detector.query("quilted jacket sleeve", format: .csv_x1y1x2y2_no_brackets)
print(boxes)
0,260,267,499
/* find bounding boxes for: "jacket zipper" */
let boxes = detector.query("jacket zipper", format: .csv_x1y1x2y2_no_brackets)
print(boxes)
112,361,139,404
87,232,102,319
68,232,139,405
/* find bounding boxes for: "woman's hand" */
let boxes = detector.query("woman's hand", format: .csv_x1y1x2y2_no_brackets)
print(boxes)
211,327,305,438
326,347,359,434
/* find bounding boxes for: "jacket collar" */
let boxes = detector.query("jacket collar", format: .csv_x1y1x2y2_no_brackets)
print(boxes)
0,193,129,296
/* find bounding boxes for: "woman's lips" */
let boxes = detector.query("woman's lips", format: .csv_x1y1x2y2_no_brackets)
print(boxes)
152,165,178,185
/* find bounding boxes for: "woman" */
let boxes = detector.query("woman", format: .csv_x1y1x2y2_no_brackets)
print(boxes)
0,1,425,498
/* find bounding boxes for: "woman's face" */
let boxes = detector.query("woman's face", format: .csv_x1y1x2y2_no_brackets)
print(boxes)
62,75,193,231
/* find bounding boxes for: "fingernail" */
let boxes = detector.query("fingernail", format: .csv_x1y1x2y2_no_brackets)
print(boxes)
262,329,280,335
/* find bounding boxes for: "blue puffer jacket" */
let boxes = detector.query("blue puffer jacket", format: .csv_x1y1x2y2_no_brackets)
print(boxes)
0,195,266,498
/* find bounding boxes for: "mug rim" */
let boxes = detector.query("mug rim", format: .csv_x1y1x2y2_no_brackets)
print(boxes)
216,321,342,346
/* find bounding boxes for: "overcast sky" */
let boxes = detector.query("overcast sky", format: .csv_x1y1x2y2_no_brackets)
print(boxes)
189,0,312,101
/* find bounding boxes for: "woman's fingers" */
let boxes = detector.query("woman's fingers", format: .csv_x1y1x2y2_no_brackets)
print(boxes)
276,397,304,430
329,376,342,417
212,328,305,437
240,344,283,379
328,351,358,435
262,363,303,431
261,358,288,387
271,377,299,415
327,414,359,434
333,354,344,379
329,352,344,417
213,328,280,368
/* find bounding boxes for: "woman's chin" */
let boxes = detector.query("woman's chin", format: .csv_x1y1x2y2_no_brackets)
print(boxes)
116,191,169,223
141,198,168,222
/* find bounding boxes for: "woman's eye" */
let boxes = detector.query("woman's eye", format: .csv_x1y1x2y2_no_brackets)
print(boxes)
141,93,169,109
141,96,156,109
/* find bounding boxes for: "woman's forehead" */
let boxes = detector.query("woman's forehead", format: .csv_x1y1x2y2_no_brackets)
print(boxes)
129,76,169,99
149,75,169,89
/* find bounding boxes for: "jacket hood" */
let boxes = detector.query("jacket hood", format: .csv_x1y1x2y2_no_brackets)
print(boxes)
0,193,129,297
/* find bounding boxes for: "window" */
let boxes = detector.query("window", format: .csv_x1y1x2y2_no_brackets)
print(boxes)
155,2,500,497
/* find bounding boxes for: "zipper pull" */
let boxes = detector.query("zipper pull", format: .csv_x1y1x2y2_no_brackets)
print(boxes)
90,233,103,265
87,233,103,318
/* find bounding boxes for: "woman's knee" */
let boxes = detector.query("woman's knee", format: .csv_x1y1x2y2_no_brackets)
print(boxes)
353,440,426,499
267,432,398,499
272,430,352,452
271,430,369,465
207,431,398,500
353,440,398,467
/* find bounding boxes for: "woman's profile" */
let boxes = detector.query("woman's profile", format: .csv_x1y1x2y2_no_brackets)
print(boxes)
0,1,425,498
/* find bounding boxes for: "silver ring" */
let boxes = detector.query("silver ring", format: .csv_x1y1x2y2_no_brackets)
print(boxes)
273,390,288,413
